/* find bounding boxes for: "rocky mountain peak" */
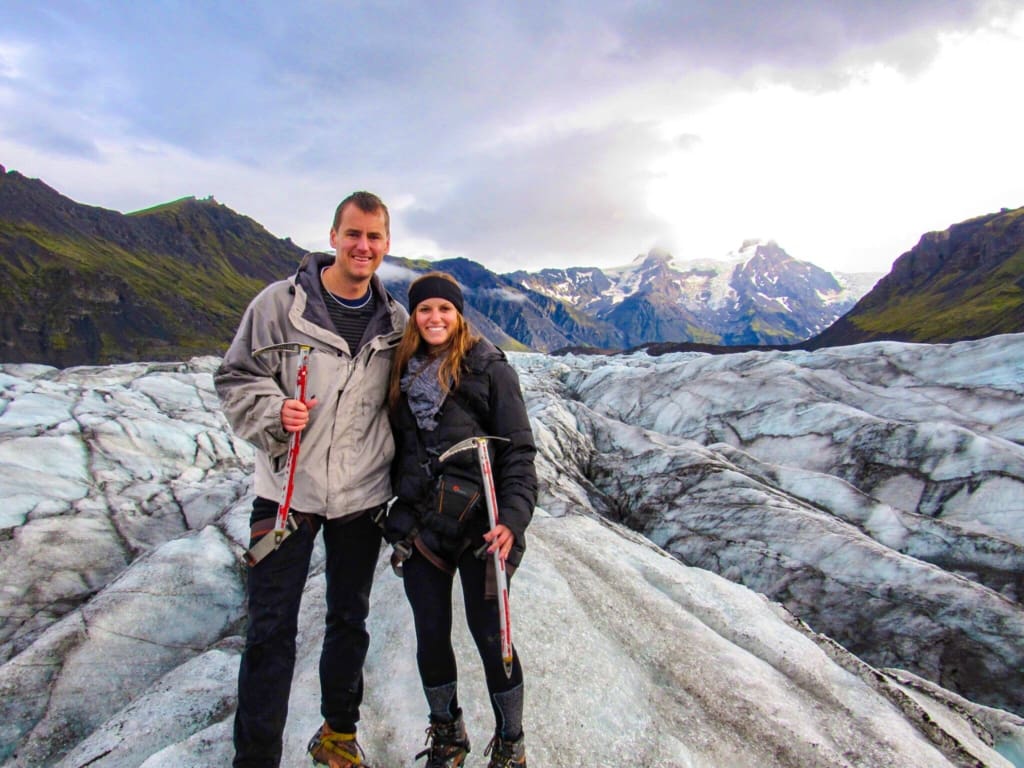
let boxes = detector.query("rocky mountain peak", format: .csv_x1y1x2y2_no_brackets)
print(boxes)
644,246,674,263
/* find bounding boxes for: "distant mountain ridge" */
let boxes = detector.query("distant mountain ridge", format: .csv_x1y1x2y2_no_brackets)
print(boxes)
3,163,1021,366
509,241,879,348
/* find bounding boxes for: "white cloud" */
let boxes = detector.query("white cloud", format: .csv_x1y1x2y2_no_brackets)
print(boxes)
478,287,529,303
0,41,29,80
376,261,421,284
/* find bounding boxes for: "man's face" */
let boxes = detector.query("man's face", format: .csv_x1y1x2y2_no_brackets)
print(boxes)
328,204,389,287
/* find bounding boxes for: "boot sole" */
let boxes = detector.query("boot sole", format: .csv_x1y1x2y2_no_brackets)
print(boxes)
310,753,372,768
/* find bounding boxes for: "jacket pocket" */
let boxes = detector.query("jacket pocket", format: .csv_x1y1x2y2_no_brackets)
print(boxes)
272,450,289,474
425,469,481,539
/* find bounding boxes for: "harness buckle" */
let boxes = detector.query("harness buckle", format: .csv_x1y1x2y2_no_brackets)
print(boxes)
391,540,413,577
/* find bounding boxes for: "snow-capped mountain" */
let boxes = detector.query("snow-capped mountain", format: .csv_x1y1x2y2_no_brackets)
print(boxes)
2,335,1023,766
509,240,881,347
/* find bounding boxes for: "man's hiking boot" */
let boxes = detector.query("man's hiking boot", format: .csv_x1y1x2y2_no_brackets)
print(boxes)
414,713,471,767
307,722,367,767
484,731,526,768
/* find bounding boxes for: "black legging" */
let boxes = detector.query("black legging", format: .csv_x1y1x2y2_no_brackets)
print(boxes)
402,544,524,720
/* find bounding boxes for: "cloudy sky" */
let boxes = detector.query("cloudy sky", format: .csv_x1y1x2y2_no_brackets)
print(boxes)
2,1,1022,275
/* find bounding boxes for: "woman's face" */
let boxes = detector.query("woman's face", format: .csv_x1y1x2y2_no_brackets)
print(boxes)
415,297,459,349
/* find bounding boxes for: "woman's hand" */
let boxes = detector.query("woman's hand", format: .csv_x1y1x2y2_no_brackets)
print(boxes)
280,397,317,433
483,523,515,560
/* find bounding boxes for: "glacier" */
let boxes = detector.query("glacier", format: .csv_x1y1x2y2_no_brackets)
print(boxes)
1,335,1023,767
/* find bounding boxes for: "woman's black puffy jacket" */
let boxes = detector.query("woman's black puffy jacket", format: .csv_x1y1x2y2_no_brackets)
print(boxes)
386,339,537,568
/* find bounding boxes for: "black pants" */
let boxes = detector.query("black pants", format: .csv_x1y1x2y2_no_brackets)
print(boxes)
233,498,383,768
402,545,524,728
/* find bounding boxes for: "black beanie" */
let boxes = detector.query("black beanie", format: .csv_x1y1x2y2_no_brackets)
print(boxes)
408,276,464,314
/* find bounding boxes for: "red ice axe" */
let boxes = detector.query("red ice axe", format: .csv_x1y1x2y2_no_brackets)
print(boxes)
439,435,514,678
243,341,313,567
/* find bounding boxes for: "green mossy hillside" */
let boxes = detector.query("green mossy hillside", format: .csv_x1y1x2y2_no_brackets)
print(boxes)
0,171,306,366
807,206,1024,348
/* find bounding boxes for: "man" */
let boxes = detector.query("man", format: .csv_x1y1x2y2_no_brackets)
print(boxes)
215,191,407,767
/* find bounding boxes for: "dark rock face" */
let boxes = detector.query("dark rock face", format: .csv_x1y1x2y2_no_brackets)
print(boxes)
805,206,1024,348
385,256,627,352
0,169,306,365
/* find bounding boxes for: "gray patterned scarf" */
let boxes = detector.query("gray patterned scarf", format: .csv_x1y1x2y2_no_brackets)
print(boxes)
401,354,450,431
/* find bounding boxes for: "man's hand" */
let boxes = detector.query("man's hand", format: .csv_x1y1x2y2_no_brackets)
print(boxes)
281,397,317,433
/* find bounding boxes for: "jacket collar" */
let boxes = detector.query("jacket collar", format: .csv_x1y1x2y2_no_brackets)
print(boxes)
289,252,406,353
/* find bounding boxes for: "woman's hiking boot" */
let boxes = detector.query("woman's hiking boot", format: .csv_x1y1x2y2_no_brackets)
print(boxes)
414,713,470,767
307,722,367,767
484,731,526,768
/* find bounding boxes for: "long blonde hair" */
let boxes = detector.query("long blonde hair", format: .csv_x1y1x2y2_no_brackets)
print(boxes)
389,272,479,410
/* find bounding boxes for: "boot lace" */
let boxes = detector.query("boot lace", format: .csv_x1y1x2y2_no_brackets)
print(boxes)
308,725,365,767
484,734,525,768
415,719,469,767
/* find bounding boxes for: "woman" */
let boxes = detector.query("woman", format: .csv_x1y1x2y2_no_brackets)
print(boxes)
386,272,537,768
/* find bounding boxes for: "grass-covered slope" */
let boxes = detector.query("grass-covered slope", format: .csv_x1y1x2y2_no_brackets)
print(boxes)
807,206,1024,348
0,168,306,365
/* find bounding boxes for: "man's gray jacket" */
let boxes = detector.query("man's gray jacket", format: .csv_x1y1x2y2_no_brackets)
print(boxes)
215,252,408,519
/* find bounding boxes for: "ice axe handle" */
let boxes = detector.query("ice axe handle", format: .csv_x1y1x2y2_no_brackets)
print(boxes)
246,342,314,565
475,438,515,677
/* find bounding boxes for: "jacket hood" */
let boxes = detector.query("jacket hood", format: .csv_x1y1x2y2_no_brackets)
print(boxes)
465,336,506,372
293,252,401,339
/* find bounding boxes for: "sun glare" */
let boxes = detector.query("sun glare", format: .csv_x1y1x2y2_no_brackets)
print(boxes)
645,14,1024,271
